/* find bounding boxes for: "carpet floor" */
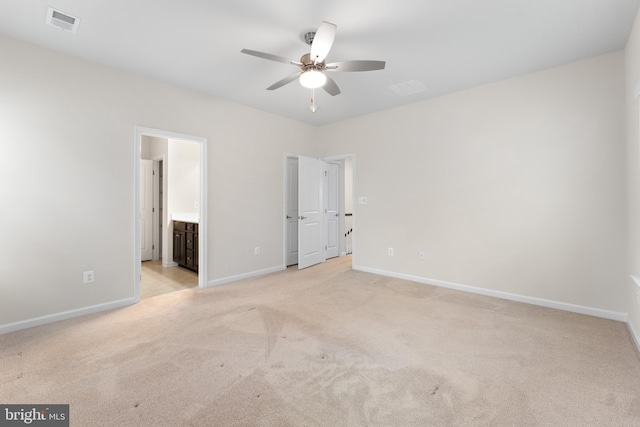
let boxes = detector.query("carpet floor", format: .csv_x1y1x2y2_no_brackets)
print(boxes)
1,256,639,426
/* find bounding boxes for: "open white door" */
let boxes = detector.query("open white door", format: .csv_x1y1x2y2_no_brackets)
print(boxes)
325,162,340,259
140,159,153,261
298,156,325,269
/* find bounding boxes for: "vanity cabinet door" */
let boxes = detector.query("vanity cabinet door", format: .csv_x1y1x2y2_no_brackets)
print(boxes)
173,221,198,272
173,225,186,266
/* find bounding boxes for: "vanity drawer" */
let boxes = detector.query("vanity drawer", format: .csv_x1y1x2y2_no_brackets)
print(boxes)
185,249,195,269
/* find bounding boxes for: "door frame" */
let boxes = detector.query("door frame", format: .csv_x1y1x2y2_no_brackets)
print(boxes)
151,156,164,261
324,161,340,259
283,152,299,267
134,126,208,301
140,158,154,261
322,153,356,265
284,156,299,266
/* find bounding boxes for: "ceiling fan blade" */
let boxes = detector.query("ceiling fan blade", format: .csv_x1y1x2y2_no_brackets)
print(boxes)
322,75,341,96
267,72,303,90
241,49,302,66
325,60,386,72
310,21,337,63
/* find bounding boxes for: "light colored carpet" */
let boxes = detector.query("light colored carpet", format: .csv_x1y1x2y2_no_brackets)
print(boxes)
1,256,639,426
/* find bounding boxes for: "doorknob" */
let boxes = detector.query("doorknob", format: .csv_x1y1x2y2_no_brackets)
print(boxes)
299,215,307,220
335,213,339,217
286,215,292,219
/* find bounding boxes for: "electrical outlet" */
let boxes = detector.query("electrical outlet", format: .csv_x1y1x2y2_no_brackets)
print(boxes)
254,246,261,255
419,251,425,260
83,271,95,284
388,247,394,256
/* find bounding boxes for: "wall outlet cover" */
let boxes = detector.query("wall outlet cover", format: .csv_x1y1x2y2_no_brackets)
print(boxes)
83,271,95,284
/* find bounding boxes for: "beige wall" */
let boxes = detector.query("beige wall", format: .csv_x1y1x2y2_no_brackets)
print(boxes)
319,52,627,314
167,139,200,216
625,10,640,344
0,35,316,329
141,135,168,160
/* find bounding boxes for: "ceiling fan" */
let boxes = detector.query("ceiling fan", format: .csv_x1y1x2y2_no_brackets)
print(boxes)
241,21,386,96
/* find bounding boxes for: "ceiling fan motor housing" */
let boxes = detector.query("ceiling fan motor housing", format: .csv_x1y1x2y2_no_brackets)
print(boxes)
300,53,325,71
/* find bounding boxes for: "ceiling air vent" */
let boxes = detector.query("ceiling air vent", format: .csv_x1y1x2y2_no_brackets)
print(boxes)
389,80,428,97
46,7,80,33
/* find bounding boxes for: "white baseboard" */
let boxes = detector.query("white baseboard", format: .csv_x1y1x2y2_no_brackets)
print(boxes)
0,297,137,335
627,317,640,353
353,264,628,322
163,261,178,268
207,265,286,287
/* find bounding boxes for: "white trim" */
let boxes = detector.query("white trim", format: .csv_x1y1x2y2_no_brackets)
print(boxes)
0,298,136,335
354,265,628,322
628,317,640,353
631,274,640,288
283,152,296,267
635,82,640,99
134,127,208,302
207,266,286,287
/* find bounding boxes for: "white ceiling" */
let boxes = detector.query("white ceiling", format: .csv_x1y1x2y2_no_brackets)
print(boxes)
1,0,638,126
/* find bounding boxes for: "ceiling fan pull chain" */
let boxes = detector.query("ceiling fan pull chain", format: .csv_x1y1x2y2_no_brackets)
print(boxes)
310,88,317,113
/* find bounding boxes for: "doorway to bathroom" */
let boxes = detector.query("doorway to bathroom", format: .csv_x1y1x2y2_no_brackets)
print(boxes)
134,126,207,301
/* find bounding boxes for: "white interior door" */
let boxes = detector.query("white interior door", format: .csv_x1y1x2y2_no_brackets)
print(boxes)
152,160,160,260
298,156,325,269
140,159,153,261
325,162,340,259
286,157,299,266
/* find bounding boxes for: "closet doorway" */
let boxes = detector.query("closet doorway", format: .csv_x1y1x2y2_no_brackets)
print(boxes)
284,154,354,269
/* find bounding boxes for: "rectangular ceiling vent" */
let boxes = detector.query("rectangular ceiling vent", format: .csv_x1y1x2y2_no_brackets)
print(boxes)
390,80,428,97
46,7,80,33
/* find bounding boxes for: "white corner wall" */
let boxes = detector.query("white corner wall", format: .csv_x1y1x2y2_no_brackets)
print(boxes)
0,34,317,332
319,52,627,317
625,9,640,346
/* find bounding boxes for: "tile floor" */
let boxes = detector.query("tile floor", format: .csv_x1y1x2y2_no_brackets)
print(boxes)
141,260,198,299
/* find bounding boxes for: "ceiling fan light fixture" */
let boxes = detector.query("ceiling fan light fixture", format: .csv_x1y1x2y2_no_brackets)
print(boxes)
299,70,326,89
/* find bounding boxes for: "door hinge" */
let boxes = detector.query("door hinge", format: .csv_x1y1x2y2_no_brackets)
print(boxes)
325,171,328,176
325,245,327,250
152,245,155,250
152,208,155,212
